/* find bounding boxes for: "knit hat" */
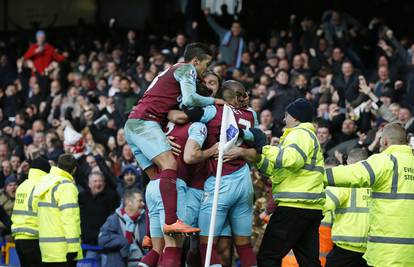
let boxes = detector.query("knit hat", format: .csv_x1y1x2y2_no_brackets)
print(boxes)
121,165,141,178
21,135,33,145
4,175,17,187
30,156,51,173
286,98,314,123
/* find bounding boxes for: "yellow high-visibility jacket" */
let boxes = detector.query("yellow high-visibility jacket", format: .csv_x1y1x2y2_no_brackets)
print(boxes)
256,122,325,210
34,166,83,262
325,187,371,253
11,168,48,239
326,145,414,267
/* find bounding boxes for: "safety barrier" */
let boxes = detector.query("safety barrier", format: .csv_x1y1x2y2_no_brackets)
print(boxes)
0,241,19,266
0,242,104,267
77,244,104,267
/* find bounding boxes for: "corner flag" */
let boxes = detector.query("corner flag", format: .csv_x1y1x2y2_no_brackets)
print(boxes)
205,104,239,267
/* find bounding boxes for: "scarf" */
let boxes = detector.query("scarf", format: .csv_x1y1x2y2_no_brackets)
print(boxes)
119,207,141,244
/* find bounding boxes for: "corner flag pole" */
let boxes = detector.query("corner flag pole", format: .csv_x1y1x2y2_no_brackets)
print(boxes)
205,104,238,267
204,145,224,267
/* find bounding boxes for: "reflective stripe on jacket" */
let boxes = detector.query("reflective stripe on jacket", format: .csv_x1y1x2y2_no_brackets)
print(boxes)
11,168,47,239
256,122,325,210
326,145,414,267
34,166,83,262
325,187,370,253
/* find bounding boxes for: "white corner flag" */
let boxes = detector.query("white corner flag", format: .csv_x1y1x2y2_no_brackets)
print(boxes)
205,104,239,267
219,104,239,153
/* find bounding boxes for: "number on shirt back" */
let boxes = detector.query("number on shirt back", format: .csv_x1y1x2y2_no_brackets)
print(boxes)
236,118,251,146
165,121,175,136
238,118,251,130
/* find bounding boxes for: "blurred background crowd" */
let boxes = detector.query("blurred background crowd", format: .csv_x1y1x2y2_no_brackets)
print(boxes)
1,0,414,258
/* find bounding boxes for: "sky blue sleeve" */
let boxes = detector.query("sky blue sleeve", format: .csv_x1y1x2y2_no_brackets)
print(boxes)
242,129,254,142
241,108,260,142
173,64,215,107
200,105,217,124
248,107,260,128
188,122,208,147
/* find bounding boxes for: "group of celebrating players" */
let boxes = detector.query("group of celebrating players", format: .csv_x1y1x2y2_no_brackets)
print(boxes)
124,42,260,267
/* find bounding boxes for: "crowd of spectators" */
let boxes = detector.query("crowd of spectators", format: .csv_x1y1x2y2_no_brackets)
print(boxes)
1,6,414,263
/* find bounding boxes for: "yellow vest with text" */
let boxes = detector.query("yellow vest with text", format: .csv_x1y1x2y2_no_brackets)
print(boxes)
11,168,48,240
325,187,370,253
34,166,83,262
326,145,414,267
256,122,325,210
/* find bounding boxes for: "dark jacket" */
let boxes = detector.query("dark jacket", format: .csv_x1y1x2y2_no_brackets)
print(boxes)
79,188,119,245
113,91,140,119
262,83,301,124
98,208,145,267
333,73,367,107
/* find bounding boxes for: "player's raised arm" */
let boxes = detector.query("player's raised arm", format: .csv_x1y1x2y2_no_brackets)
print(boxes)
174,64,215,107
174,43,225,107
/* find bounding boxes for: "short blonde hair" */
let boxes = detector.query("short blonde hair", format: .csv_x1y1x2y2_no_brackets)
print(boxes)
382,122,407,145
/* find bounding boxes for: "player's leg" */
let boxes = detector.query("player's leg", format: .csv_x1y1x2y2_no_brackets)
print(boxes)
199,236,222,267
199,176,232,266
228,166,257,267
185,188,204,267
142,206,152,249
144,165,157,180
216,236,233,267
124,119,176,220
138,237,165,267
162,236,185,267
215,217,233,267
139,180,164,267
152,150,179,227
124,119,197,233
186,235,201,267
160,179,187,267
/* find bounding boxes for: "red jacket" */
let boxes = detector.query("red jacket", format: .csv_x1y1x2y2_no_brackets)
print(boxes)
23,43,65,74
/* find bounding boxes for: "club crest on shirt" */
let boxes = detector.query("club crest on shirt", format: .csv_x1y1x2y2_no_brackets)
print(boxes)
226,124,239,142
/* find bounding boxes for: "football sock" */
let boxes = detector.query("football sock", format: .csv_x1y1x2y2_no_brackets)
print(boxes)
200,243,222,266
236,244,257,267
162,247,182,267
159,169,178,225
139,249,159,267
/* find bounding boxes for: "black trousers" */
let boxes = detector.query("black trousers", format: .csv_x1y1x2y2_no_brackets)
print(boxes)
257,206,323,267
326,245,370,267
43,262,76,267
15,239,43,267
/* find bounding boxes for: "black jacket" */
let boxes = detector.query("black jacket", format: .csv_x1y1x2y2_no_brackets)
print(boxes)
79,188,119,245
262,83,301,124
